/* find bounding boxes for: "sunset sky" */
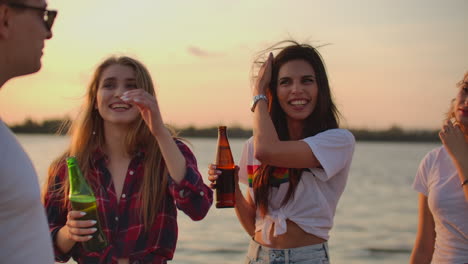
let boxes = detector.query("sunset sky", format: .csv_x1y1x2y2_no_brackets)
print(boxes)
1,0,466,130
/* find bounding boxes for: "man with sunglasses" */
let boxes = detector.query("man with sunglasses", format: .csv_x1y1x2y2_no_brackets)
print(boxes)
0,0,57,263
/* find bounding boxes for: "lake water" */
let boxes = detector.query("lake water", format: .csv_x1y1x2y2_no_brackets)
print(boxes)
18,134,439,264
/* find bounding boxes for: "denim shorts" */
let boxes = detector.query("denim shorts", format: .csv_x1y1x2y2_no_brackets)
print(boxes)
244,239,330,264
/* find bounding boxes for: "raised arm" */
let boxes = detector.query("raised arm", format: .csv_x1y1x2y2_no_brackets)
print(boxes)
121,89,212,219
121,89,186,183
252,53,320,169
439,120,468,201
169,141,213,220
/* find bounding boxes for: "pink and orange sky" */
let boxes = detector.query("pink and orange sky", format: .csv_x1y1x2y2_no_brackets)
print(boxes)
1,0,466,130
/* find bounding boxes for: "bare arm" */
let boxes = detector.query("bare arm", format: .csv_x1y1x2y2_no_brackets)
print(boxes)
121,90,186,183
453,154,468,201
460,169,468,201
410,194,435,264
252,54,320,169
234,183,256,236
439,121,468,201
208,165,256,236
253,102,319,168
151,125,187,184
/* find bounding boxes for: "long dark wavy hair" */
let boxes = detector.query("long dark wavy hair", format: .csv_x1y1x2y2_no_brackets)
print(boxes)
252,40,341,216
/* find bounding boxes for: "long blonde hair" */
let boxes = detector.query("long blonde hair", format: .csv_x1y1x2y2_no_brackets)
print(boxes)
43,56,170,230
445,71,468,123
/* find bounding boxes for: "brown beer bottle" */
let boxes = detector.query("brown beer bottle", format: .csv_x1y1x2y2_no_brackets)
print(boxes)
67,156,108,252
215,126,236,208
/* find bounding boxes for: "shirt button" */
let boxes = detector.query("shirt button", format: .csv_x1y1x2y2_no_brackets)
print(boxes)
200,191,204,196
179,190,185,198
122,194,126,198
129,170,134,175
115,216,119,221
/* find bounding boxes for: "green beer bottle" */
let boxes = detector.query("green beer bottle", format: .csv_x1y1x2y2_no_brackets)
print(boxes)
67,156,108,252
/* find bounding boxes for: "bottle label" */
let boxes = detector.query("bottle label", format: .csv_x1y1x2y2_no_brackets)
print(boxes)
218,146,231,150
216,168,235,208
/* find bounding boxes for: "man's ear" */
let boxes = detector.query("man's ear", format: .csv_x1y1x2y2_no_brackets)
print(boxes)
0,5,11,39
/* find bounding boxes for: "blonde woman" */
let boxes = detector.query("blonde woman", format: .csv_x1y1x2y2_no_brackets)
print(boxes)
43,56,213,264
410,72,468,263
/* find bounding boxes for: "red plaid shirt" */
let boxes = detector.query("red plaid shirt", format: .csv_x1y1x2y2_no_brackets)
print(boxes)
44,140,213,264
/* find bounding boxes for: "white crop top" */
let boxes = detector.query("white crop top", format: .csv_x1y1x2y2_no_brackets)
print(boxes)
238,129,355,244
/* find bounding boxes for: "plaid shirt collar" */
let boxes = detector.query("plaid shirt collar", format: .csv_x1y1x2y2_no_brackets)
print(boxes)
91,147,146,166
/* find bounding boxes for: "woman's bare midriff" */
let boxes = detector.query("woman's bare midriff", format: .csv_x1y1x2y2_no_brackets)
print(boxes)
254,219,326,249
118,258,129,264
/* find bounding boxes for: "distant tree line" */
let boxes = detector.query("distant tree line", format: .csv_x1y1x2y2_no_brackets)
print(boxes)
174,125,253,138
351,126,439,142
9,118,68,134
9,118,440,142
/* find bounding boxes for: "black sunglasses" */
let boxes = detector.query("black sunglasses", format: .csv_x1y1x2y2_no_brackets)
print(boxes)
5,2,57,31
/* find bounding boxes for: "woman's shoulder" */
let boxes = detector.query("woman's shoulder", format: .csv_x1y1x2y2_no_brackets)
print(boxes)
240,136,259,164
244,136,255,152
51,155,68,170
303,128,355,145
47,156,68,185
420,145,446,164
322,128,354,138
173,138,196,156
173,137,191,147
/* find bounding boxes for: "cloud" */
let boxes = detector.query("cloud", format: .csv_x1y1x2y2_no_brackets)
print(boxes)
187,46,223,58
